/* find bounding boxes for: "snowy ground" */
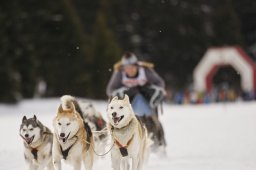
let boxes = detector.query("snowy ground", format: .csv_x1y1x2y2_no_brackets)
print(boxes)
1,98,256,170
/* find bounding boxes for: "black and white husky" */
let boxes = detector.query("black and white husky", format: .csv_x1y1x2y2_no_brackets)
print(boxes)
20,115,54,170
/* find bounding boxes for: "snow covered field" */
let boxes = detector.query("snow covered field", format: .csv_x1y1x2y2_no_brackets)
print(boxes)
1,98,256,170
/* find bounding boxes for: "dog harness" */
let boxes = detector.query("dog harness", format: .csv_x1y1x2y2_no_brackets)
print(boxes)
110,120,136,157
31,148,38,160
59,126,91,160
60,142,76,160
114,135,134,157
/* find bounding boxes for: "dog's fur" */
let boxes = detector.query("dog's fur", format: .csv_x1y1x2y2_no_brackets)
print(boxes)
52,95,94,170
138,115,166,151
20,115,54,170
107,95,151,170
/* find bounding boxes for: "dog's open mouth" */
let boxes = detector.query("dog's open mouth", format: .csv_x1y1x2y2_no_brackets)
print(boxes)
59,132,70,143
113,115,124,124
24,135,35,144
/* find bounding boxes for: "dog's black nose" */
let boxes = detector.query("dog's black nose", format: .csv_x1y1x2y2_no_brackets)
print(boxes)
60,133,65,137
112,112,117,117
25,134,29,138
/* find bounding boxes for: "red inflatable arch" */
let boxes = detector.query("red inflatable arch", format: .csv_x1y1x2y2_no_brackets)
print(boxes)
193,46,256,92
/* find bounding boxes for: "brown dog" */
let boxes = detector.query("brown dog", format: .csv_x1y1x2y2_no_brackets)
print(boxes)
52,95,94,170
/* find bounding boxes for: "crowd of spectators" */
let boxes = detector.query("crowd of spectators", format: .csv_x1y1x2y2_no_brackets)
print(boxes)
169,85,254,105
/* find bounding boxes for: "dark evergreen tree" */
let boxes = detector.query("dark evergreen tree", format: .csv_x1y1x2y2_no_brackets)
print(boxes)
0,0,255,102
108,0,244,90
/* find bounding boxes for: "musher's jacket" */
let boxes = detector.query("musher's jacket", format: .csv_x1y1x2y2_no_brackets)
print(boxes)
106,61,165,97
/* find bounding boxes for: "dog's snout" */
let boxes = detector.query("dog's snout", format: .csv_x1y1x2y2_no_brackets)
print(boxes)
25,134,29,138
112,112,117,117
60,133,65,137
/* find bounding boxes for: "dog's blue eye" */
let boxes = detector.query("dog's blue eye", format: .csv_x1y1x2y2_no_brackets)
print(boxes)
119,106,123,109
58,122,61,126
29,128,33,131
67,123,70,126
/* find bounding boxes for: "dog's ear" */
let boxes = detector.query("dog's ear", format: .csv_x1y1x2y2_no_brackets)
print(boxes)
22,116,27,122
33,115,40,124
111,96,119,102
58,104,64,113
123,94,130,103
107,97,112,104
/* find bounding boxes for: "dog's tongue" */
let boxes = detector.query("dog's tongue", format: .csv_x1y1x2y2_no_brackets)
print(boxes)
25,137,33,144
113,117,119,124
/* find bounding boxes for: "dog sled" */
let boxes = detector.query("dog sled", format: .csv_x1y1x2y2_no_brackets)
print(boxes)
131,91,167,152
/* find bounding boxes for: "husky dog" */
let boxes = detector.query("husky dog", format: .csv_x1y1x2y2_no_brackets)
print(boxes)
52,95,94,170
20,115,54,170
107,95,152,170
79,101,106,139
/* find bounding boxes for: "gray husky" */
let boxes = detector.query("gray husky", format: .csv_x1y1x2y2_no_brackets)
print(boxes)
20,115,54,170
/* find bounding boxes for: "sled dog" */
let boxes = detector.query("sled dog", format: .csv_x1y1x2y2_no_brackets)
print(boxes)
107,95,152,170
20,115,54,170
52,95,94,170
80,101,106,139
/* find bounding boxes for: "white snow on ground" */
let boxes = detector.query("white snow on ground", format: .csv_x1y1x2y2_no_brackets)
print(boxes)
1,98,256,170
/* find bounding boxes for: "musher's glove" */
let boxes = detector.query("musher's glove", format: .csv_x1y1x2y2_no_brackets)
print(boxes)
149,85,166,108
111,87,128,98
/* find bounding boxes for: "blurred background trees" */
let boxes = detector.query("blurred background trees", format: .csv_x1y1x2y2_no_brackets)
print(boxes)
0,0,255,102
